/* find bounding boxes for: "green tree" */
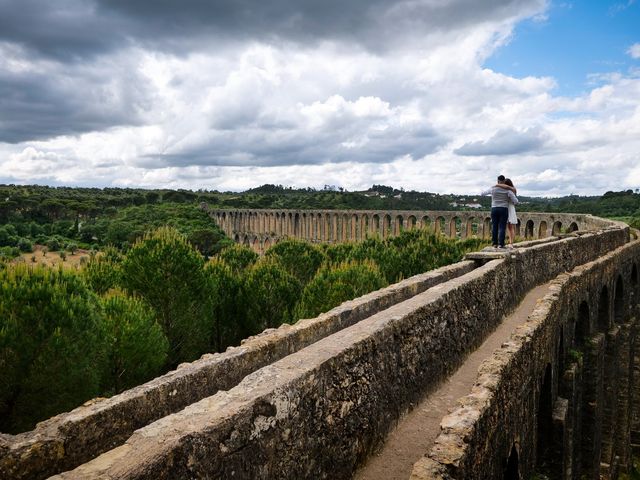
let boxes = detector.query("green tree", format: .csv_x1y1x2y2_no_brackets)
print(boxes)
244,258,301,331
45,236,63,252
217,244,259,274
204,259,247,351
265,239,326,285
120,227,209,367
188,228,232,257
0,264,108,433
16,238,33,253
348,236,405,283
100,291,168,394
293,261,387,320
83,246,124,294
0,225,18,247
321,242,357,264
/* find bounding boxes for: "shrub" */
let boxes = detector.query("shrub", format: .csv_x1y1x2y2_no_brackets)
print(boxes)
16,237,33,253
0,265,108,433
0,246,20,261
0,226,18,247
120,227,209,367
100,291,169,394
45,236,62,252
293,261,387,319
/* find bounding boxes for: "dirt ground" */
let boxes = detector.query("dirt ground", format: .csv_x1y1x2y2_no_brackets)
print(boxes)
13,245,91,269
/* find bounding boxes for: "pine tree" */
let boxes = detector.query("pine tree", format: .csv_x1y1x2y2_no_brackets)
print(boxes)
0,264,108,433
120,227,209,367
100,291,168,394
293,261,387,320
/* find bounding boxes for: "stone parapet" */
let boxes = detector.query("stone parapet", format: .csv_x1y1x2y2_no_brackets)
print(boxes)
0,261,476,480
412,239,640,479
48,226,630,479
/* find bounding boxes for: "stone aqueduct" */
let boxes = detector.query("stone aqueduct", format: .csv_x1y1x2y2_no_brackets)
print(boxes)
1,209,639,480
204,206,585,252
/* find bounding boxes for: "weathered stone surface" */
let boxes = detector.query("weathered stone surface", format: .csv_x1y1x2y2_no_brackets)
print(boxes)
49,224,632,479
413,238,640,480
0,260,475,480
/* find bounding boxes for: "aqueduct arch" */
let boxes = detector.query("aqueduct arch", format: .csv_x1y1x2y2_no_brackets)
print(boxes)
203,206,610,253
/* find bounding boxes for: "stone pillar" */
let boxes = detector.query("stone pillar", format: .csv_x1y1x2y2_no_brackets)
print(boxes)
462,220,471,239
453,217,460,238
600,326,620,469
359,215,366,240
550,397,569,480
342,215,348,241
614,320,635,472
561,361,583,480
370,215,379,237
580,333,605,480
629,317,640,457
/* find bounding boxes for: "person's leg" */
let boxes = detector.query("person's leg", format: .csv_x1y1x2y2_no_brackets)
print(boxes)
490,208,499,247
498,208,508,247
508,223,514,245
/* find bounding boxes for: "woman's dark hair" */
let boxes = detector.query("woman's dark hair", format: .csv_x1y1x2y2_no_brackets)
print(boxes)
498,174,506,182
505,178,514,187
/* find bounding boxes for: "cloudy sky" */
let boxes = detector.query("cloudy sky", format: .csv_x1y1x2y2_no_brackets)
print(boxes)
1,0,639,196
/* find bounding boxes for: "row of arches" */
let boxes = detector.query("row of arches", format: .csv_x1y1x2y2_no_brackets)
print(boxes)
209,209,583,246
504,260,639,479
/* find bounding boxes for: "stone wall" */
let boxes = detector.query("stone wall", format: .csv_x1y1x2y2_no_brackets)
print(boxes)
412,240,640,480
0,261,476,480
51,227,630,479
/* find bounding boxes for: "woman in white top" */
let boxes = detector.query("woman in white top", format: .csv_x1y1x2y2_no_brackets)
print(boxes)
497,178,518,246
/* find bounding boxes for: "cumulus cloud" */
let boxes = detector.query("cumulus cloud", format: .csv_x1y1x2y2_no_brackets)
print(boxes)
0,0,546,60
0,44,154,143
1,0,639,196
454,127,550,156
628,43,640,59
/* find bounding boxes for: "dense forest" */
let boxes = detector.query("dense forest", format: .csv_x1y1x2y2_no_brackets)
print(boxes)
1,183,638,434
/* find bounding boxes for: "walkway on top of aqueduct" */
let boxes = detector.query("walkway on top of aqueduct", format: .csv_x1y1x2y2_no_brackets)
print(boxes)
1,209,639,480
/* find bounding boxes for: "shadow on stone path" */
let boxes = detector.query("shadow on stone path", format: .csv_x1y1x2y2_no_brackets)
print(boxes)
354,281,553,480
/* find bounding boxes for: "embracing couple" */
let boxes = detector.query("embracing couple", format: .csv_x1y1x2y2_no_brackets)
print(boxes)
481,174,519,249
